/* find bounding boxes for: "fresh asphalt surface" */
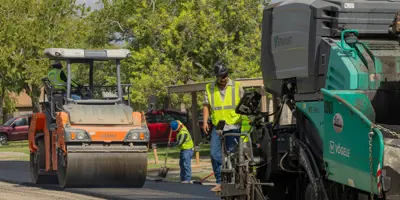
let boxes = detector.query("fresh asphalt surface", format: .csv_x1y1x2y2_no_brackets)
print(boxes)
0,160,219,200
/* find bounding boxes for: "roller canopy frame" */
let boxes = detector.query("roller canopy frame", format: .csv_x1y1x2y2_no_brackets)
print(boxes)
44,48,131,61
43,48,129,105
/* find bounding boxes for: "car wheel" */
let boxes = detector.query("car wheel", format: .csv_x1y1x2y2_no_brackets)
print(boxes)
0,134,8,146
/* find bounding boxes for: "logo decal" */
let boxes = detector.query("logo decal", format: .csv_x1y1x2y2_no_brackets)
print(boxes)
333,113,343,133
100,134,116,138
329,141,351,158
274,35,292,48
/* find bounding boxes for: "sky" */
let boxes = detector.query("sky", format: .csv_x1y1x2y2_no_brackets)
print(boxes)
76,0,104,10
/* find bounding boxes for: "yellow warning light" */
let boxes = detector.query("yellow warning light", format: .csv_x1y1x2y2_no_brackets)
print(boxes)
70,132,76,140
140,132,145,140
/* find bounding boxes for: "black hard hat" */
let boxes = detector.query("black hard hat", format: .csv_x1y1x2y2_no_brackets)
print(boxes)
214,61,229,77
51,61,62,68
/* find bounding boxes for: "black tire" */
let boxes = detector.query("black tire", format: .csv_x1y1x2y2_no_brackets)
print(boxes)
0,134,7,146
30,138,58,184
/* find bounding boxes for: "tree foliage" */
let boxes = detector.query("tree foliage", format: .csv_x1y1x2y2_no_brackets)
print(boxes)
0,0,92,118
0,0,268,118
89,0,266,111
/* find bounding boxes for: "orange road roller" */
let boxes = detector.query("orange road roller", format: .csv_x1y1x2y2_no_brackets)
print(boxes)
28,48,149,188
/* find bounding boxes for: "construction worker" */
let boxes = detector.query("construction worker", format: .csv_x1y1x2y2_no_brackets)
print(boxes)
169,120,194,184
202,61,244,192
47,61,81,100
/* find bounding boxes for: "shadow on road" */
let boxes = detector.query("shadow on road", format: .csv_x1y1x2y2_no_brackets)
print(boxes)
0,160,218,200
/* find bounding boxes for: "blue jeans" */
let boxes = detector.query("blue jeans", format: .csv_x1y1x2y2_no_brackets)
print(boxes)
71,94,81,100
179,148,194,182
64,94,81,100
210,127,240,184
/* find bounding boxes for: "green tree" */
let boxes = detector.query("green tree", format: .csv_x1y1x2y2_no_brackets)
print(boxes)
0,0,93,117
88,0,267,111
0,0,34,121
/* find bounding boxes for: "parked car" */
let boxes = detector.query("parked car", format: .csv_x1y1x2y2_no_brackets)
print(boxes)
145,109,189,145
0,114,31,145
145,109,224,145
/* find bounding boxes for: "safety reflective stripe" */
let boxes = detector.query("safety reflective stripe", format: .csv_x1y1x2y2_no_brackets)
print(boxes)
210,82,215,108
177,134,185,146
210,81,236,110
206,80,242,126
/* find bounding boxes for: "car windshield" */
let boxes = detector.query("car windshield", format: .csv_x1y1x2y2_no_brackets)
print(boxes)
3,118,16,126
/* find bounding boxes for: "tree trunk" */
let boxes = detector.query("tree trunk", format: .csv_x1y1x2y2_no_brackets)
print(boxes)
25,83,41,113
0,87,4,124
31,84,41,113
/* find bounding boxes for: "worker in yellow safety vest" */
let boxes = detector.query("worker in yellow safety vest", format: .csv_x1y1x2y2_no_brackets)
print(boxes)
47,61,82,100
202,61,244,192
169,120,194,184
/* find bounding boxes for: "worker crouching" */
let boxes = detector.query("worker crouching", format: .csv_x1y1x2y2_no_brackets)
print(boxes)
169,120,194,183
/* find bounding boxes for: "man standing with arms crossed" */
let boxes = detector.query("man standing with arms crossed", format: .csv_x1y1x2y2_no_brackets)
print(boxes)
203,61,244,192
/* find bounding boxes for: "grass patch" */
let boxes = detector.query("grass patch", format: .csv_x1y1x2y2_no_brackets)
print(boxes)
0,140,30,155
147,144,211,170
148,163,179,169
147,144,210,160
0,140,30,161
147,144,210,169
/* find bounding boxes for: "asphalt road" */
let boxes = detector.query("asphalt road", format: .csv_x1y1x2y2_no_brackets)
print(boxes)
0,160,219,200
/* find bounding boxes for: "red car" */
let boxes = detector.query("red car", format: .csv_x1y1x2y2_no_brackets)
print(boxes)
145,109,189,145
0,115,30,145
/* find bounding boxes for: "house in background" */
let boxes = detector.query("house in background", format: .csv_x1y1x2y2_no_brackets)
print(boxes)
6,88,45,121
12,92,33,117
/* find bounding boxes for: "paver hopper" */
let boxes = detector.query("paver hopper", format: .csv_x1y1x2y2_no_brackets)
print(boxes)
28,48,149,188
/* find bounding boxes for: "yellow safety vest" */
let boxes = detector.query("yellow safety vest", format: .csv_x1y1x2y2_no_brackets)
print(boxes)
241,115,251,143
205,81,242,126
47,68,66,90
176,122,194,150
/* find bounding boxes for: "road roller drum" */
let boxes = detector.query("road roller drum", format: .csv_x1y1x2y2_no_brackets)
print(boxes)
57,145,148,188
